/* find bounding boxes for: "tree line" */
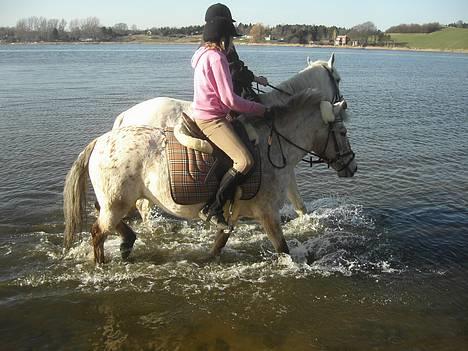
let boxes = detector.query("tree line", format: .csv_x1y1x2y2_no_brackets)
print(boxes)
246,22,392,46
386,21,467,33
1,16,465,45
386,22,443,33
2,16,108,42
0,16,206,42
0,16,382,45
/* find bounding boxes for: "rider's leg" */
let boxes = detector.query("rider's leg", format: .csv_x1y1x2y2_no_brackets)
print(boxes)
195,117,253,227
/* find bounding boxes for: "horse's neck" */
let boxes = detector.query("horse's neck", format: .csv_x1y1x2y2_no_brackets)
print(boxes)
276,110,317,165
251,107,319,170
254,65,333,167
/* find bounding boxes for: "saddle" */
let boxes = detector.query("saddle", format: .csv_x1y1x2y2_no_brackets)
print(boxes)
165,113,261,205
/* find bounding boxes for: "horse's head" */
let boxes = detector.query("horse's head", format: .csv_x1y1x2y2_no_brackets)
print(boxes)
286,54,356,177
316,104,357,177
260,54,356,177
309,54,356,177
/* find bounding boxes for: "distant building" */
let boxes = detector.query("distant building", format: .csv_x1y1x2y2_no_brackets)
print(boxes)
334,35,349,46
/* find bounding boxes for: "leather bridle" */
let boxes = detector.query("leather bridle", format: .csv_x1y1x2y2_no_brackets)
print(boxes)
266,64,355,174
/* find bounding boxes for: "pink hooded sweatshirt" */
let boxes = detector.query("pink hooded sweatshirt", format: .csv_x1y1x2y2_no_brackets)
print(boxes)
191,46,265,120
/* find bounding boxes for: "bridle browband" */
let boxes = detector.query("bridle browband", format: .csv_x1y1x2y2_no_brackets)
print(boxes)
266,64,355,172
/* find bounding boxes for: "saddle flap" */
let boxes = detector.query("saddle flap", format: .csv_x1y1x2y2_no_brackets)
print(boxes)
165,130,262,205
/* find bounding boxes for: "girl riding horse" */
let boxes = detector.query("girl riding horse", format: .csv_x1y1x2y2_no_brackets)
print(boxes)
191,16,267,228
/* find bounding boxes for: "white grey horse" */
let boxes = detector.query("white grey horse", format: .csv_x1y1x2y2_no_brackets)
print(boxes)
63,55,357,264
111,55,345,219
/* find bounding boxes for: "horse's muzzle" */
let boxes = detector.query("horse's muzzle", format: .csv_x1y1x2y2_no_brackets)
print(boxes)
339,164,357,178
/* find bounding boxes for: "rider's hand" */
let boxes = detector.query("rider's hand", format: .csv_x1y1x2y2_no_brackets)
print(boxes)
254,75,269,86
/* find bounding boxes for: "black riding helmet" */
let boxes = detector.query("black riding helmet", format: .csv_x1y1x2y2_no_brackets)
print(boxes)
205,3,235,22
203,16,240,42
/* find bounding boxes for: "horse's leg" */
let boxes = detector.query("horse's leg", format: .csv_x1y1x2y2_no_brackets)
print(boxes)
287,175,307,217
90,202,129,264
116,221,137,260
94,200,136,260
260,211,289,254
209,189,242,257
136,199,151,223
91,221,107,264
211,228,231,257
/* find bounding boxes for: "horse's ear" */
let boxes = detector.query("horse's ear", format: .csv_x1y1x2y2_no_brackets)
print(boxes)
328,53,335,69
307,56,312,66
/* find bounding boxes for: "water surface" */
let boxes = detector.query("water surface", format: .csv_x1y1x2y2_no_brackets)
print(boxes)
0,44,467,350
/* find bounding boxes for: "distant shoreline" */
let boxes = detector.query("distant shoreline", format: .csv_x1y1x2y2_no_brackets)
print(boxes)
2,39,467,54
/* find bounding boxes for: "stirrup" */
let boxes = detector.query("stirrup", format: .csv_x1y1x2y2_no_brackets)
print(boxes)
198,207,211,222
199,208,228,229
209,213,229,229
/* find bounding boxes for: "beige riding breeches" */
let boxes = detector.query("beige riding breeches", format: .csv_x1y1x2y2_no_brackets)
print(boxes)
195,117,253,174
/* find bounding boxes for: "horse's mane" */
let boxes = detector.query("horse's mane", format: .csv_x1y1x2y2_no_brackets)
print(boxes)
283,88,323,114
260,59,341,105
247,87,323,129
271,68,317,102
270,59,348,122
249,57,348,125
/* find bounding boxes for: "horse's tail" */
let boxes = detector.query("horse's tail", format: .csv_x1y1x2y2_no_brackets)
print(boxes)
63,138,98,250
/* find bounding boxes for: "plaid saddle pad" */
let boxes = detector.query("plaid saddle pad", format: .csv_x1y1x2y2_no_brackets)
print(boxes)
165,129,261,205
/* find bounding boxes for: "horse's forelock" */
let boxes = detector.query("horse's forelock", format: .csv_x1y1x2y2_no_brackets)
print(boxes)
303,59,327,70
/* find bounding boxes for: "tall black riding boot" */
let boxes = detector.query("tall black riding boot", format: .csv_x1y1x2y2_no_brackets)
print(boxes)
200,168,242,228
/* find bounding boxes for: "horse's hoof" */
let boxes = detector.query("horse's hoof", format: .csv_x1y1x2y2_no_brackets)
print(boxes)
120,242,133,261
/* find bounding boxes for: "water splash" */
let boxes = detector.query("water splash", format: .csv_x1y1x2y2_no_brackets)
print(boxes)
11,198,402,295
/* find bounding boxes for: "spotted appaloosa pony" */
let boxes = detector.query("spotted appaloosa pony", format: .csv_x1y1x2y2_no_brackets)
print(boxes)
63,54,357,263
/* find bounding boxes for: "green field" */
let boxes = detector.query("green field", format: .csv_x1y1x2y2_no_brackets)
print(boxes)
389,27,468,51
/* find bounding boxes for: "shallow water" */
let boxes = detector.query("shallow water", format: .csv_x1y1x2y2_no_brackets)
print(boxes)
0,44,467,350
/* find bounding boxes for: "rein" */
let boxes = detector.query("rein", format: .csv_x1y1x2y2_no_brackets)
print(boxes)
266,119,326,169
267,83,292,96
254,82,292,97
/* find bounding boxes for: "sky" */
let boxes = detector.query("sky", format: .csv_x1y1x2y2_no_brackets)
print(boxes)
1,0,467,31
